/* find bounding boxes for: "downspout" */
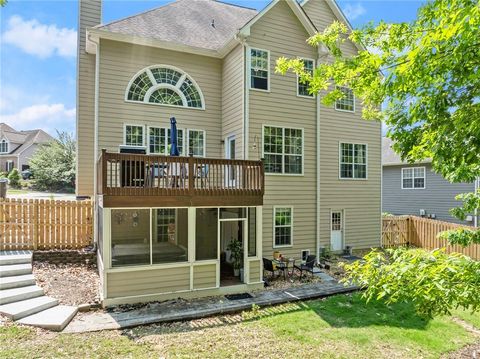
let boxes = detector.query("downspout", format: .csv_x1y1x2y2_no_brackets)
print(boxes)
316,45,328,259
89,33,100,246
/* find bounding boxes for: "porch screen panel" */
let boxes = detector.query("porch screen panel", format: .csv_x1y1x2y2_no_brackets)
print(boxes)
111,209,150,267
152,209,188,264
196,208,218,260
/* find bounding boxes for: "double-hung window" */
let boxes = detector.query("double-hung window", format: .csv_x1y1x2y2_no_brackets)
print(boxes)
187,129,205,157
297,59,314,97
263,126,303,175
250,48,269,91
274,207,293,247
149,127,185,155
0,139,8,153
340,143,367,179
335,86,355,112
125,125,144,147
402,167,425,189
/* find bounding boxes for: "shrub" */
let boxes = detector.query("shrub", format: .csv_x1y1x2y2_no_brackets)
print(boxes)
7,168,21,189
341,247,480,318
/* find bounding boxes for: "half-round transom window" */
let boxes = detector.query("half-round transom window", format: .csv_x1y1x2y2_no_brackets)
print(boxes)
126,65,204,109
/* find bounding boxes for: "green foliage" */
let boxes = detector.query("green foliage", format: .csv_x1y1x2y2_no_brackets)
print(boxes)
7,168,21,189
342,248,480,318
450,192,480,221
438,228,480,246
29,131,76,191
277,0,480,245
227,239,243,270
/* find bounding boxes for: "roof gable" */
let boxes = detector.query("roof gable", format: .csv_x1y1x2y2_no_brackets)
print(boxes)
238,0,317,38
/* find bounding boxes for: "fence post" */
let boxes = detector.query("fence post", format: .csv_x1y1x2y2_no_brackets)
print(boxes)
32,200,38,250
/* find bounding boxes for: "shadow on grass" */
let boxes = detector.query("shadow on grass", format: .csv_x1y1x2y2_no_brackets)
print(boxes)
307,293,430,330
124,293,429,342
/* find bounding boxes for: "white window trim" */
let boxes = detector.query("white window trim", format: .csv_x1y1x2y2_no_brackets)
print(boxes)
273,206,293,248
296,58,315,99
249,47,271,93
401,166,426,189
0,139,9,154
262,124,305,176
187,129,207,157
338,141,368,180
123,123,146,148
147,126,186,156
6,160,14,172
124,64,206,110
301,249,310,262
335,86,355,113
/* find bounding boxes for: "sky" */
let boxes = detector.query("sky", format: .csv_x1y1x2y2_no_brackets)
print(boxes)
0,0,423,136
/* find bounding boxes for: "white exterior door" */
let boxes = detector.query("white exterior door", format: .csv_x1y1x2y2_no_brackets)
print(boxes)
330,211,343,251
225,136,236,187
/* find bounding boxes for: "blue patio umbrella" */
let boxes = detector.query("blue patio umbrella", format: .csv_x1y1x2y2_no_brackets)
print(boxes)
170,117,180,156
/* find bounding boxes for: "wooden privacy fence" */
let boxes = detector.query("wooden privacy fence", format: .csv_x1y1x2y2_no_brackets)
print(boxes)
0,198,93,250
382,215,480,260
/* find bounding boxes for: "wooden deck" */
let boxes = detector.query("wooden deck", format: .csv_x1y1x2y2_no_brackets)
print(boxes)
97,150,265,208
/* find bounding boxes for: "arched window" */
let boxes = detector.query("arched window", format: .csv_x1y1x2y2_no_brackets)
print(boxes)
126,65,204,109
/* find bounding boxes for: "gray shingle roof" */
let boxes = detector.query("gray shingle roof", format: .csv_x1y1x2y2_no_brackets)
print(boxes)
97,0,258,51
0,123,53,155
382,137,431,166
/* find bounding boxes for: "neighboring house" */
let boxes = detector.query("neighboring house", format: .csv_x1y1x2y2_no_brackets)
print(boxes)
382,137,479,226
77,0,382,306
0,123,53,173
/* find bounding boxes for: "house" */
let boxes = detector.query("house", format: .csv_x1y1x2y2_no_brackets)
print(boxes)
77,0,382,306
0,123,53,173
382,137,479,226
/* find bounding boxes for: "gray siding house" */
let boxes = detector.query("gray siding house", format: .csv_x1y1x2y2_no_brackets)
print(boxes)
382,137,478,226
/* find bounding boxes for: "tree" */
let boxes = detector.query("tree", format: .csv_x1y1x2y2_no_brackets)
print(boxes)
342,248,480,318
7,168,21,189
276,0,480,245
29,131,76,191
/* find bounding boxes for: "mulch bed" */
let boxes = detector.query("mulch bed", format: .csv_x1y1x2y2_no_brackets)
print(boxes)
33,262,100,306
442,341,480,358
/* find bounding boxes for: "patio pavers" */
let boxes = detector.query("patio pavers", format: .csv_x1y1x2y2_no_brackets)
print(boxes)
64,278,358,333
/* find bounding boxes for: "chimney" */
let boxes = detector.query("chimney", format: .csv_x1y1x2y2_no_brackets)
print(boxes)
76,0,101,197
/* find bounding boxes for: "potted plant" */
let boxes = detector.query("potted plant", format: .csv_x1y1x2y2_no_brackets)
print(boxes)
227,239,242,277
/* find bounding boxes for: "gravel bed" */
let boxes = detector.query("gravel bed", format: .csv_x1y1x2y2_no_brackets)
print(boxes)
33,262,100,306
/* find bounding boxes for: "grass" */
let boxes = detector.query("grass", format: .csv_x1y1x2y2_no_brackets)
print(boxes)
1,293,479,358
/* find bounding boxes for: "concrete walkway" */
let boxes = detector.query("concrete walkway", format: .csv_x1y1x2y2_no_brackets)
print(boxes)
65,279,358,333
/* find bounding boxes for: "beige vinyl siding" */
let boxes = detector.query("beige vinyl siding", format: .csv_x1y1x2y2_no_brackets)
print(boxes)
248,259,261,283
302,0,358,57
222,45,244,159
247,0,318,258
303,0,382,249
106,266,190,298
193,263,216,289
76,0,101,197
97,39,223,158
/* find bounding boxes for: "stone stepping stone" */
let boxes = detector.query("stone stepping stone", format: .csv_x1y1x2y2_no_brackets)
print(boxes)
0,274,36,290
0,263,32,277
18,305,78,331
0,296,58,320
0,254,32,266
0,285,44,305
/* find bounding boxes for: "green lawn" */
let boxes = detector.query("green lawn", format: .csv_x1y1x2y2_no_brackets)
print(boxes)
1,293,479,358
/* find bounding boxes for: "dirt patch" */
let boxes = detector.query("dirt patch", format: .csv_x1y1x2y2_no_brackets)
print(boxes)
442,341,480,358
261,269,322,291
33,262,100,306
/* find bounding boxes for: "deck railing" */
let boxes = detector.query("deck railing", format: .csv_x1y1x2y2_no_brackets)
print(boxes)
97,150,265,200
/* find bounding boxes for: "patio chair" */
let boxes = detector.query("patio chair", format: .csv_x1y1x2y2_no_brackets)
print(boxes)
262,257,285,279
294,255,317,279
196,164,209,188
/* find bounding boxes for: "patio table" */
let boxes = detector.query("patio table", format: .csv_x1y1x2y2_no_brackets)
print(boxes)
273,258,296,280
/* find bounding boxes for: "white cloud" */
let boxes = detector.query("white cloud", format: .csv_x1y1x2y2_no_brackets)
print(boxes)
2,15,77,58
343,3,366,20
0,104,75,134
